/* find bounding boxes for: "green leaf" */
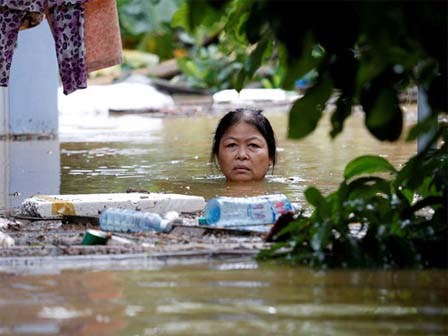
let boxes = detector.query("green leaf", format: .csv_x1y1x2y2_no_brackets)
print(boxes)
171,2,189,30
246,36,270,78
186,0,209,32
243,0,267,44
406,114,438,141
234,68,246,92
304,187,326,208
172,0,224,33
281,32,321,89
225,5,251,44
330,93,353,138
346,177,391,199
177,58,204,79
288,76,333,139
361,86,403,141
344,155,397,180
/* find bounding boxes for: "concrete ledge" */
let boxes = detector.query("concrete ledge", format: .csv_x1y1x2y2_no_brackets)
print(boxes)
20,193,206,218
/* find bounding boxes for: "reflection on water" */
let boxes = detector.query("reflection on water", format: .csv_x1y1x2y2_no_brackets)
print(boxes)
0,260,446,335
0,139,60,208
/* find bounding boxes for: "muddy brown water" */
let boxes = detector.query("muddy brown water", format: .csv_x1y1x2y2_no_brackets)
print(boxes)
1,104,447,335
0,262,446,336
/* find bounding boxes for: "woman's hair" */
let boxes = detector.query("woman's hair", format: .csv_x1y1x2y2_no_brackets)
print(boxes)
211,108,277,170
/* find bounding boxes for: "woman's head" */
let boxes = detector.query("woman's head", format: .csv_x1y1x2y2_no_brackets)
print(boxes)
211,108,277,182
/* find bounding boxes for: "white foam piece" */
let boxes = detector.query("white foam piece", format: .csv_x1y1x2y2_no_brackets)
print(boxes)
212,88,291,103
20,193,206,219
212,89,239,103
239,89,287,101
58,82,175,117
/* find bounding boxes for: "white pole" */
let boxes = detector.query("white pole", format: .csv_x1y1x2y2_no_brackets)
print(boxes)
0,20,60,209
8,20,59,137
417,86,435,153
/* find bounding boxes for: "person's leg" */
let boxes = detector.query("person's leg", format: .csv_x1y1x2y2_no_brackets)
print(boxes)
46,3,87,95
0,7,26,86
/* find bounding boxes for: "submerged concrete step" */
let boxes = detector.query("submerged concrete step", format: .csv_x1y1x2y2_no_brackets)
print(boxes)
20,193,206,219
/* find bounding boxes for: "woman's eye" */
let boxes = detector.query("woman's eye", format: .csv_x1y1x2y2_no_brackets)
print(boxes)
249,143,261,148
226,143,237,148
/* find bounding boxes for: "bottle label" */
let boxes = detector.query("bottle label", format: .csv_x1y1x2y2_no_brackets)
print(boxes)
273,200,291,215
247,203,273,222
202,194,293,231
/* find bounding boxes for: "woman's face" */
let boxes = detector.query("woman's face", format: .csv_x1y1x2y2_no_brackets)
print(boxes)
217,121,272,182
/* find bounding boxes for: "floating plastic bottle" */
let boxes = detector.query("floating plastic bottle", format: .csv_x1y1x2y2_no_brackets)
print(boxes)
200,194,294,232
99,208,174,233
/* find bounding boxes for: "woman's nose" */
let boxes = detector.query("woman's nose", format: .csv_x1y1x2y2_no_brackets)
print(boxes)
236,146,249,159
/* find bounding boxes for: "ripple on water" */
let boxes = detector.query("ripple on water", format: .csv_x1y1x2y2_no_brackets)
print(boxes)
38,306,92,319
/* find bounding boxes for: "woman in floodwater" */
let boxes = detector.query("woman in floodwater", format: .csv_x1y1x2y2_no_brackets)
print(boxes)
210,108,277,194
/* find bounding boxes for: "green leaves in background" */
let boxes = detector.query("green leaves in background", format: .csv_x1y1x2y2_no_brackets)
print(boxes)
117,0,182,59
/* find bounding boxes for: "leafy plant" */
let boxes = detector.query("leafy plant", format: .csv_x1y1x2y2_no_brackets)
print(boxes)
117,0,183,60
259,124,447,268
175,43,244,91
171,0,279,91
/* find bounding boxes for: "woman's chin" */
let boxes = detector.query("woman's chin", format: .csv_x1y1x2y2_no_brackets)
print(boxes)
226,176,264,183
223,179,268,196
227,174,253,182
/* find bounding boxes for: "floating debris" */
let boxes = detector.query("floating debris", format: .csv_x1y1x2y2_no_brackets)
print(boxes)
0,232,15,248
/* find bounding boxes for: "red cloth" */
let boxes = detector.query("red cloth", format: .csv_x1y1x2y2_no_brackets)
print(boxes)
85,0,123,72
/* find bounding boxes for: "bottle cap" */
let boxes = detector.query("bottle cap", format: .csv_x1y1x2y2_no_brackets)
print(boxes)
163,211,179,221
198,217,207,225
163,211,183,225
291,203,301,214
82,229,111,245
159,219,173,233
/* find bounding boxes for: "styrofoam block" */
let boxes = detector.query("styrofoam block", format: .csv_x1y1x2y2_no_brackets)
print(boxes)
20,193,206,218
239,89,286,101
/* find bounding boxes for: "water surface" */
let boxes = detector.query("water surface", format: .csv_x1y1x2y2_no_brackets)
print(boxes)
0,259,446,336
57,108,416,206
1,105,444,336
1,107,416,208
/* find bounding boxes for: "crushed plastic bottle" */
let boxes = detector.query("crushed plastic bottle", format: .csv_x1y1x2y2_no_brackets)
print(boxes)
200,194,294,232
99,208,174,233
0,231,14,248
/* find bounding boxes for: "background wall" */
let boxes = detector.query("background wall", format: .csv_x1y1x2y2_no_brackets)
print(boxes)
5,20,59,136
0,21,60,209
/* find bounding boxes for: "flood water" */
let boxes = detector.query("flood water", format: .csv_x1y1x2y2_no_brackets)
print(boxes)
1,104,447,335
0,260,447,336
57,109,416,205
2,105,417,208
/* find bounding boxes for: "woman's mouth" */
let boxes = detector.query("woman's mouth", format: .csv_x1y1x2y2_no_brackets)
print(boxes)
234,165,250,172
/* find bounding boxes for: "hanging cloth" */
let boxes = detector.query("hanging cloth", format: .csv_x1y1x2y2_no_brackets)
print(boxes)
0,0,88,94
84,0,122,72
0,0,123,94
46,0,88,94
